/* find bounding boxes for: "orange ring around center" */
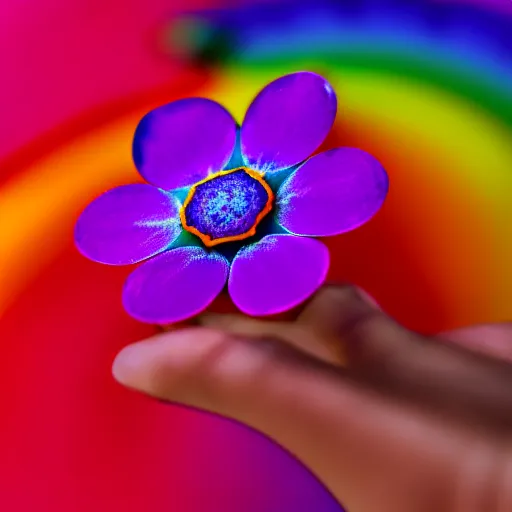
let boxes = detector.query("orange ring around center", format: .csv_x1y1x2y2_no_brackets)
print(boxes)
180,167,274,247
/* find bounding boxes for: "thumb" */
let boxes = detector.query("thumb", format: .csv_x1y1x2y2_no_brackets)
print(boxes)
112,327,342,430
111,328,468,512
111,327,358,494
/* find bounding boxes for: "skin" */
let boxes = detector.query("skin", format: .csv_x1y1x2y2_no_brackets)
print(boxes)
112,285,512,512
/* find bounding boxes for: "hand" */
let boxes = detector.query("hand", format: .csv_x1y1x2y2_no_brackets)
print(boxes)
112,285,512,512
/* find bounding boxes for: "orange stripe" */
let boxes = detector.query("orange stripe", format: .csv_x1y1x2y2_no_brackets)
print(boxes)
0,112,142,316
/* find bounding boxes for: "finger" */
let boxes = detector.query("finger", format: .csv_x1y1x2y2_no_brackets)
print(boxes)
297,285,417,371
439,324,512,363
112,327,340,424
197,313,339,363
111,328,477,512
296,286,512,427
161,286,512,429
298,283,381,328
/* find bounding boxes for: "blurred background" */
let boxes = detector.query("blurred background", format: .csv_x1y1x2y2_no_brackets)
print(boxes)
1,0,511,510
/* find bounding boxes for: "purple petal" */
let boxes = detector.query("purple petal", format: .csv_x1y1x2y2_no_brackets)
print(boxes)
228,235,329,316
133,98,237,190
277,148,389,236
123,247,229,324
75,184,182,265
240,72,337,172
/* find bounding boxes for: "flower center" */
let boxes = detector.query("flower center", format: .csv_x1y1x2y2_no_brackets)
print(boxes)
180,167,274,247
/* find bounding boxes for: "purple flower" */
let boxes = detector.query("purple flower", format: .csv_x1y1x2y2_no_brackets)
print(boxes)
74,72,388,324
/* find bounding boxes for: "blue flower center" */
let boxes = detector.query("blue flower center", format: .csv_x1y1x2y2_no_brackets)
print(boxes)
181,168,273,247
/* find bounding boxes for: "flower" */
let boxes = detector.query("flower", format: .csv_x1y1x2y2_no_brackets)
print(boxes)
74,72,388,324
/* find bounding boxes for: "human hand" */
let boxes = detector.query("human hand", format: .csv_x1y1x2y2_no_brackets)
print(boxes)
112,285,512,512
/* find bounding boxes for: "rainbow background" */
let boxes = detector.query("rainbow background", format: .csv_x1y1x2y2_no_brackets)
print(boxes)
1,0,511,510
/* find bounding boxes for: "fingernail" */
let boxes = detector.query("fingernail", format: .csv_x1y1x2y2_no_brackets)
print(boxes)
112,336,168,386
112,343,147,386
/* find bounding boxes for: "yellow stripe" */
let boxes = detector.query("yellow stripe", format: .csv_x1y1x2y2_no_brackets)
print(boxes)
1,71,511,318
